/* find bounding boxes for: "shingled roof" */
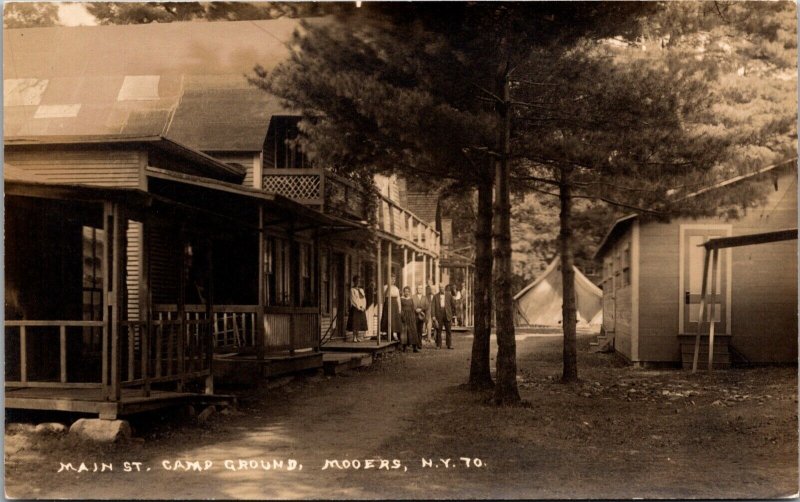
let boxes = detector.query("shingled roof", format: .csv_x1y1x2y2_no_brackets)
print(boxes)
405,191,439,225
4,19,301,151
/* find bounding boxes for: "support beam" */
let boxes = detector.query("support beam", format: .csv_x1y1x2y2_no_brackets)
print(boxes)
691,248,711,373
707,248,720,372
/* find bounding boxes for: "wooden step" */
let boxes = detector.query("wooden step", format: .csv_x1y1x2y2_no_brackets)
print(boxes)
322,352,372,376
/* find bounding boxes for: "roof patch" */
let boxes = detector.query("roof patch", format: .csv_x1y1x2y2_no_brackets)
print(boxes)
118,75,160,101
4,78,48,106
34,104,81,119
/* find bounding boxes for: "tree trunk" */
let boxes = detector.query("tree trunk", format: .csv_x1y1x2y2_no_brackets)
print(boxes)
493,69,521,405
559,168,579,382
468,174,495,390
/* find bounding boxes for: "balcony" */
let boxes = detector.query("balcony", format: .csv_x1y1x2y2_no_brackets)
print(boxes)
262,168,439,255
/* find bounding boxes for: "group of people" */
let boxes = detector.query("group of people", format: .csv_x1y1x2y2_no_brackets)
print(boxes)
346,274,459,352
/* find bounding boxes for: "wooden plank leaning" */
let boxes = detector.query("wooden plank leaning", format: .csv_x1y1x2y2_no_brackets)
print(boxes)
691,247,711,373
707,249,720,372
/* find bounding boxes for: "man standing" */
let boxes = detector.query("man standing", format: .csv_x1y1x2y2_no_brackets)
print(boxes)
412,285,430,344
431,284,456,349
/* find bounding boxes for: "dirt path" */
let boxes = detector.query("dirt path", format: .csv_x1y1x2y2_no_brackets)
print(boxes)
5,338,479,499
6,332,798,499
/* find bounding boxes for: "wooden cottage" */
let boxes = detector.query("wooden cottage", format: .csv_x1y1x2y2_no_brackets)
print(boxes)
594,163,798,367
5,133,348,417
4,18,445,393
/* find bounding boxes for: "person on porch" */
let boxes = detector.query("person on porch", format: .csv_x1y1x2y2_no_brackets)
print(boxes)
380,273,402,342
347,275,368,342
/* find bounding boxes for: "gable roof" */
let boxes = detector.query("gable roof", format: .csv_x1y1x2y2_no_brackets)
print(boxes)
594,159,798,259
405,191,439,225
4,19,301,151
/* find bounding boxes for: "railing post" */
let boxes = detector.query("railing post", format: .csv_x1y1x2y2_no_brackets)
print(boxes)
20,326,27,383
289,312,296,356
60,325,67,383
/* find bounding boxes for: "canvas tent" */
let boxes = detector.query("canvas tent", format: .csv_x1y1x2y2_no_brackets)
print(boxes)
514,257,603,327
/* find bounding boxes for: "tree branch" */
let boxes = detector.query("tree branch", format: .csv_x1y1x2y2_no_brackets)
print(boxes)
525,186,667,215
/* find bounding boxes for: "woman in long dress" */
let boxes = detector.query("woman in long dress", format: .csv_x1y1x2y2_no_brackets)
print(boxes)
347,275,368,342
380,274,402,341
400,286,421,352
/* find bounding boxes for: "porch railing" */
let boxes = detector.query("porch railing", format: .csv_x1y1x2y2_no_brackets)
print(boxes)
154,304,320,355
4,317,212,396
5,320,104,389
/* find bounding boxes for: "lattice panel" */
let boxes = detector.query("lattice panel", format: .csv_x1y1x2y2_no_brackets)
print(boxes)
262,174,321,200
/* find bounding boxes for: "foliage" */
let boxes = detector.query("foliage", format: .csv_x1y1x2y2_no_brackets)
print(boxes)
85,2,343,25
4,3,59,29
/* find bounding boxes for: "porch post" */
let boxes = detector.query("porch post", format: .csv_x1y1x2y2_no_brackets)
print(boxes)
177,225,187,392
314,229,322,351
108,202,124,402
387,241,393,339
376,238,383,346
422,253,428,291
288,219,297,355
411,250,417,290
403,247,408,289
257,206,266,360
204,236,214,395
141,220,152,397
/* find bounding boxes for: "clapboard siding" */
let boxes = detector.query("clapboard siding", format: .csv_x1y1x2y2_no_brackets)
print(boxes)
6,149,143,188
126,221,142,321
632,170,797,363
207,152,257,188
729,174,797,362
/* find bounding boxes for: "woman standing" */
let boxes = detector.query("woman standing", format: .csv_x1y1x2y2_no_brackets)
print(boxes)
380,273,402,341
347,275,368,342
400,286,421,352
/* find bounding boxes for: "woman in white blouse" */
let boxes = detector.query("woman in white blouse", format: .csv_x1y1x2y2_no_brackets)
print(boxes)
380,273,402,341
347,275,368,342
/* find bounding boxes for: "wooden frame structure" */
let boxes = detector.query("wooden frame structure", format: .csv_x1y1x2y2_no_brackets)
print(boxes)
691,228,798,372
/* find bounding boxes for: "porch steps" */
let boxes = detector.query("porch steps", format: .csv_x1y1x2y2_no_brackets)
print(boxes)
322,352,372,376
678,334,732,370
321,340,398,357
589,334,613,353
212,352,323,385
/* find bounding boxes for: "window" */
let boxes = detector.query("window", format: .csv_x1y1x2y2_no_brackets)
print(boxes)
265,116,310,169
82,226,104,321
266,236,292,306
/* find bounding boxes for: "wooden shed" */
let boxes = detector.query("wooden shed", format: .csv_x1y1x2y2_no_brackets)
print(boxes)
595,163,798,367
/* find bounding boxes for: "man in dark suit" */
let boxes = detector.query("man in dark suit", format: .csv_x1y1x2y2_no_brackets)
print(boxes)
431,284,456,349
412,285,430,343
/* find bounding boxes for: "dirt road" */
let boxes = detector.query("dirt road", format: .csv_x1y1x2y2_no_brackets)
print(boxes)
5,332,798,499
